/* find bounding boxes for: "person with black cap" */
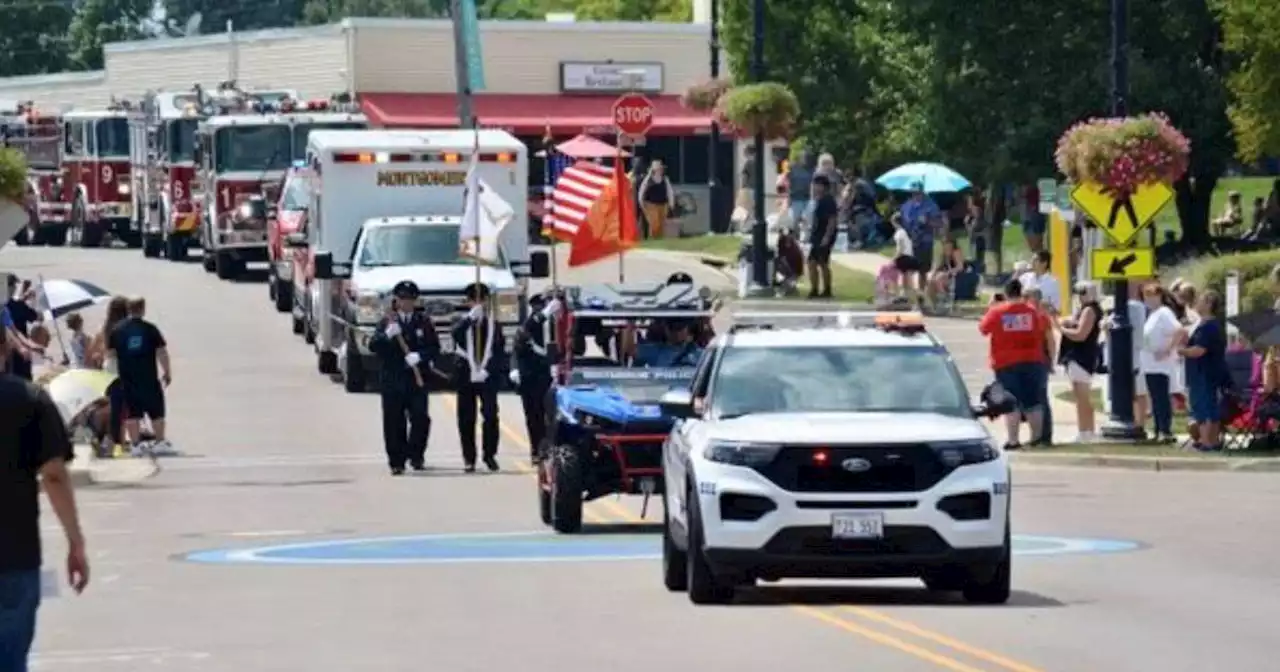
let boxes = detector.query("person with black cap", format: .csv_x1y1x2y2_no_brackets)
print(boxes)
511,291,562,461
369,280,440,475
452,282,508,472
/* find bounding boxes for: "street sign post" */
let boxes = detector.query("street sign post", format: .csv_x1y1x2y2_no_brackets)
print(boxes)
1037,178,1058,214
1069,181,1173,245
1089,248,1156,281
611,94,655,136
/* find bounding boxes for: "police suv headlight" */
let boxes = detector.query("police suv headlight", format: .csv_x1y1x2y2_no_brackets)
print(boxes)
494,292,519,323
930,440,999,468
703,441,781,467
354,291,383,324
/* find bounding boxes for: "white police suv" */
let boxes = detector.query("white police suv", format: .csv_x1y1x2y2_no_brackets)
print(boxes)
658,311,1014,605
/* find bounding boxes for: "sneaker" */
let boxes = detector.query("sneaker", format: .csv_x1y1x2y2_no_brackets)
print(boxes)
483,456,500,472
1002,442,1022,451
1071,431,1097,444
149,439,177,456
130,441,154,458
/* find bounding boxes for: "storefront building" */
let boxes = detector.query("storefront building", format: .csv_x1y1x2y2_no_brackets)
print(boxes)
0,18,757,234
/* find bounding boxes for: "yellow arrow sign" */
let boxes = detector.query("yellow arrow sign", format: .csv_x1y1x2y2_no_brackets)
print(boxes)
1070,181,1173,246
1090,248,1156,281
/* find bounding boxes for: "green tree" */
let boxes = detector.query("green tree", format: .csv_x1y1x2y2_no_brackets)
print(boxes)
301,0,449,24
0,1,73,77
162,0,308,33
572,0,690,22
68,0,154,70
1214,0,1280,163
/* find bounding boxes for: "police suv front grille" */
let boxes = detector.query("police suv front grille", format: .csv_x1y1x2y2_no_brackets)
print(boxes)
763,525,950,556
753,445,948,493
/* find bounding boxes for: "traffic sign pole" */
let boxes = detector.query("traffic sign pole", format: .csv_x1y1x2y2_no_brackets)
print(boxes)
1100,0,1142,441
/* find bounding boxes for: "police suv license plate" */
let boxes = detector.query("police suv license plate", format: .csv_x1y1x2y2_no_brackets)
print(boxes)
831,512,884,539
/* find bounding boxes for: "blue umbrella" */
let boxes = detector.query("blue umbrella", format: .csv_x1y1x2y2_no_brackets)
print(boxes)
875,162,971,193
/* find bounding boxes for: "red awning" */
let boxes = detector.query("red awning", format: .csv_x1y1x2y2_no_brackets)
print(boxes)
360,93,710,136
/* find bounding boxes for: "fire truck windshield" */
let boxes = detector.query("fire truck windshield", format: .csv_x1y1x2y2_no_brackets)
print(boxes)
94,118,130,157
291,123,364,161
214,124,291,173
168,119,197,163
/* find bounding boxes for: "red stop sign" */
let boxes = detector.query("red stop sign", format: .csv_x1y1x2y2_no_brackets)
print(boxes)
612,94,655,136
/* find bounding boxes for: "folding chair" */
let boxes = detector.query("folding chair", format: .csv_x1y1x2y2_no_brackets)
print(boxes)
1219,350,1276,450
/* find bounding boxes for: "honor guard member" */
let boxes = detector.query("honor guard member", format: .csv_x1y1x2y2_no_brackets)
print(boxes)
369,280,440,475
452,282,508,472
511,292,562,461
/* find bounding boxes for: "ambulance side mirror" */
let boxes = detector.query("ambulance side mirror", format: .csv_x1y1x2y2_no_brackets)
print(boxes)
529,250,551,279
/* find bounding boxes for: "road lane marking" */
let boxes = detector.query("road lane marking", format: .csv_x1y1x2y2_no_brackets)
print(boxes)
488,412,1042,671
842,607,1045,672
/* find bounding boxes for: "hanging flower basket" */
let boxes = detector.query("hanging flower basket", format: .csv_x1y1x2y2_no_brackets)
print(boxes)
715,82,799,140
1054,113,1190,197
680,78,734,113
0,148,26,203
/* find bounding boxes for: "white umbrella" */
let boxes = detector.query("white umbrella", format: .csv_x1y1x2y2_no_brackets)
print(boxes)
36,278,112,319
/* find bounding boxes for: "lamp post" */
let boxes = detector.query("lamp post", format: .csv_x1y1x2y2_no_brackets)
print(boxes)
708,0,727,234
749,0,768,288
1100,0,1140,440
449,0,476,128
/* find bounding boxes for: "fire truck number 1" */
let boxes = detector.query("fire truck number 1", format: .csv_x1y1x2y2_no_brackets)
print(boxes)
101,165,113,183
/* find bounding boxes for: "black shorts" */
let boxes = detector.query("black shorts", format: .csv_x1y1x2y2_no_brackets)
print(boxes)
893,255,919,273
913,244,934,274
808,244,832,264
121,383,166,420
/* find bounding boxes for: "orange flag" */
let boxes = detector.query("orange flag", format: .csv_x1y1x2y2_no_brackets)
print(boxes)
567,154,637,268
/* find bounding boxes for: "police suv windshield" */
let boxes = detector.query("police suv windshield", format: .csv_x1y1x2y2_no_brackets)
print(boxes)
94,118,129,157
168,119,197,163
292,123,364,161
358,225,502,267
214,125,291,173
711,345,970,419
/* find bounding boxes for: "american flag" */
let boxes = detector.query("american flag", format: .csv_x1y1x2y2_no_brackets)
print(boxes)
546,159,614,239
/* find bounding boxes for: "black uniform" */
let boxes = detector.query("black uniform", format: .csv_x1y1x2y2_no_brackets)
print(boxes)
369,298,440,474
514,296,557,460
452,302,508,471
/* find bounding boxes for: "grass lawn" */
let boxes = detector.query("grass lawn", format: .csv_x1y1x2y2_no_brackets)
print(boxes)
1024,442,1280,457
640,235,876,302
1055,389,1191,435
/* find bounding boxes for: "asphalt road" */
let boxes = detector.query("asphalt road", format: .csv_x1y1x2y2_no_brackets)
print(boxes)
5,246,1280,672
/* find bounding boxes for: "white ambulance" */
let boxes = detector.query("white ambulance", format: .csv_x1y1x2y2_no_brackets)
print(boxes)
289,129,549,392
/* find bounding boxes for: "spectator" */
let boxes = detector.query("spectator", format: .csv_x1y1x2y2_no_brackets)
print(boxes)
107,297,174,455
899,182,943,294
814,153,843,190
979,279,1053,449
926,239,964,309
966,189,988,271
890,213,918,303
65,314,88,368
1178,290,1228,451
0,326,90,669
1017,251,1062,316
807,175,838,299
784,150,814,234
1058,281,1103,443
1245,196,1267,240
847,167,882,248
1140,282,1181,443
1211,191,1244,237
88,296,129,456
4,276,42,381
1021,184,1046,252
775,227,804,295
637,160,676,239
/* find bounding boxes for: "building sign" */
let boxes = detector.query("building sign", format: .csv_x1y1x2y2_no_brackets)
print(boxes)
560,62,664,94
377,170,467,187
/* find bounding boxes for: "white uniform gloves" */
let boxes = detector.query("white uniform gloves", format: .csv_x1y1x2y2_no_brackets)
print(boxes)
384,321,401,338
404,352,421,367
468,305,485,321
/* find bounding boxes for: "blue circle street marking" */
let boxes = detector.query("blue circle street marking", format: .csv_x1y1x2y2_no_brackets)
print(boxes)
182,531,1142,566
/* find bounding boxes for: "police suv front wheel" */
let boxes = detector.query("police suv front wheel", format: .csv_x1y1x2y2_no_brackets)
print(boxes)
686,486,735,605
662,490,688,592
960,524,1012,605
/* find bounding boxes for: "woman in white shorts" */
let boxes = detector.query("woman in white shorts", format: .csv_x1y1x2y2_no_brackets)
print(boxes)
1057,282,1104,442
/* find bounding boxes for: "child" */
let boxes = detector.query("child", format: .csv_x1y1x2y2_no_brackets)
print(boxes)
775,227,804,295
875,262,902,306
66,313,89,367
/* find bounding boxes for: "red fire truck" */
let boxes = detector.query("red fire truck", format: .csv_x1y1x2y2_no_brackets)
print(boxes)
61,104,138,248
1,101,69,245
194,89,364,281
128,88,206,261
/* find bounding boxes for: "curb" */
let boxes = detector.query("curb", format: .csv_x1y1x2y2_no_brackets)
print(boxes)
1010,452,1280,472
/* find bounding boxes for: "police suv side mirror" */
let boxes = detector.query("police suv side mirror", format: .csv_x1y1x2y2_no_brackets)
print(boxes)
284,232,308,248
659,388,696,419
529,250,551,279
313,251,335,279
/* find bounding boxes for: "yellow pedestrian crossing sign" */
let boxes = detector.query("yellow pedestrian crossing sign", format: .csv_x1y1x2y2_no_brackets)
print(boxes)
1070,181,1173,246
1090,248,1156,281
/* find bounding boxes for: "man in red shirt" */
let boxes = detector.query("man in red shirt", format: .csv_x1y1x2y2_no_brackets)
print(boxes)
979,279,1053,448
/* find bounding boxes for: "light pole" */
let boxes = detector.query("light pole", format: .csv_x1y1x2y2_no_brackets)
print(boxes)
1100,0,1139,440
749,0,768,288
449,0,476,128
708,0,727,234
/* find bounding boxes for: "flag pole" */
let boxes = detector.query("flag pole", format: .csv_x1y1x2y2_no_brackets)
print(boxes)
542,123,558,288
616,132,625,284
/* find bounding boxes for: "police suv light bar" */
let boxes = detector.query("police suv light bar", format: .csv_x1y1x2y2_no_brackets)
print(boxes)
728,310,926,333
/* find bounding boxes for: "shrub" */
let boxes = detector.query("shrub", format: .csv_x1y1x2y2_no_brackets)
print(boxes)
1055,113,1190,196
680,78,734,113
715,82,799,140
1242,276,1274,314
0,148,26,203
1170,248,1280,308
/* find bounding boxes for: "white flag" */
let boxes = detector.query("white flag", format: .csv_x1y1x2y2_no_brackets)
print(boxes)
459,146,514,264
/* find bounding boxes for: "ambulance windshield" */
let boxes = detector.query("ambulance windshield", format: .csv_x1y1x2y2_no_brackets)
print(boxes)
168,119,197,163
358,225,502,268
94,118,129,157
292,122,364,161
214,125,291,173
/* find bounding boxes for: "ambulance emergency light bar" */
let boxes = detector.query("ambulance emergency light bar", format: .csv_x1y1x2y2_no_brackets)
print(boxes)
330,151,515,164
728,310,926,334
